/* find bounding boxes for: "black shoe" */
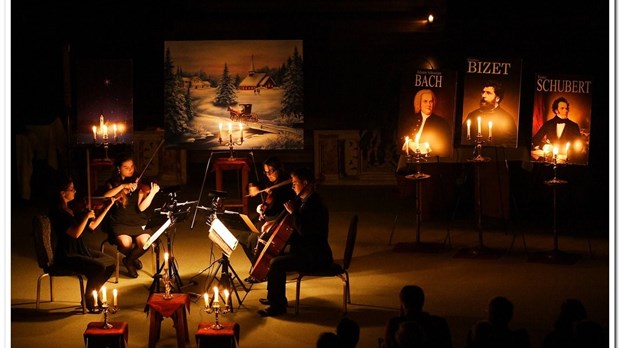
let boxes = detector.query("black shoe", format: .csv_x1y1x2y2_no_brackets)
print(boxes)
133,259,143,270
123,257,138,278
259,298,270,305
257,306,286,317
244,276,264,284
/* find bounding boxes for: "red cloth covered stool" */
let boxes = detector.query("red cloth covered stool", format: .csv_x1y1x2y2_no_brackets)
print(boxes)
83,321,128,348
195,322,240,348
147,293,190,348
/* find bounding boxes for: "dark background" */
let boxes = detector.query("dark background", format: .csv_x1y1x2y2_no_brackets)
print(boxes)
11,0,611,233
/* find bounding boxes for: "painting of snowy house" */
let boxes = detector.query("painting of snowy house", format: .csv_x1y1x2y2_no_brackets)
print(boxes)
164,40,304,150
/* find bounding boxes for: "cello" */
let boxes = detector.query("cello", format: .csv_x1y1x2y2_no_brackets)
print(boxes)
249,176,318,282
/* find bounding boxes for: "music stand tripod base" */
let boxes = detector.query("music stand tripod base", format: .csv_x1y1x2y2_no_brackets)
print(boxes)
454,245,504,259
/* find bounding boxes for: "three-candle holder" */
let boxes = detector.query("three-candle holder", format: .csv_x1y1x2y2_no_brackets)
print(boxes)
405,148,431,179
219,133,244,160
468,133,491,162
99,302,119,329
203,298,230,330
543,153,568,186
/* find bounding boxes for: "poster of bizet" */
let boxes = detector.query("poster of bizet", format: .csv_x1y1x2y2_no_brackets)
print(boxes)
163,40,304,150
530,74,592,165
460,58,522,148
398,69,457,159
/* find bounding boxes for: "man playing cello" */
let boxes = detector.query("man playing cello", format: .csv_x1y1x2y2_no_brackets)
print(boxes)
255,167,334,317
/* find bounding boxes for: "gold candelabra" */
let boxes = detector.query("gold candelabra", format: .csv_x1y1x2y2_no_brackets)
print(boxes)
203,288,230,330
219,129,244,160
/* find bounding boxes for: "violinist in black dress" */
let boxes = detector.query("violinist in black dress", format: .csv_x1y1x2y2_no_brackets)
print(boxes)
103,154,160,278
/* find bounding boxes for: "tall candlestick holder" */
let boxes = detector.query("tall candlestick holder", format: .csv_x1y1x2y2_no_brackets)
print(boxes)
99,301,119,329
162,266,174,300
468,133,491,162
203,299,230,330
219,134,244,160
405,148,431,180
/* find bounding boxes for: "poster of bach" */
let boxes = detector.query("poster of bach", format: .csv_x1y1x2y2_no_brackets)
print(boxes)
460,58,522,148
530,74,592,165
398,69,457,159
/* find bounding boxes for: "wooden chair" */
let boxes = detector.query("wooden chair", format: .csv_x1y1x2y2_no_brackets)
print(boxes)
295,215,358,314
33,215,87,313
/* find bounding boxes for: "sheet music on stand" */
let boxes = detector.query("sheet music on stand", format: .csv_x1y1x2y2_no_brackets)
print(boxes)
208,218,239,258
216,211,259,234
142,203,193,250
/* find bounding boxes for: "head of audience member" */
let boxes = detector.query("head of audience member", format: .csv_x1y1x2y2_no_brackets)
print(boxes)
556,298,587,328
337,316,360,348
488,296,514,327
399,285,425,315
316,332,340,348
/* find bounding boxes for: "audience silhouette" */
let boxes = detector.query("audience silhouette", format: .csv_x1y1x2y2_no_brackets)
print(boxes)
466,296,530,348
316,332,340,348
543,298,607,348
337,316,360,348
384,285,452,348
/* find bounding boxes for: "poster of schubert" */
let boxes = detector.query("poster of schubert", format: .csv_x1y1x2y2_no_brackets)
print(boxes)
530,74,592,165
164,40,304,150
460,57,522,148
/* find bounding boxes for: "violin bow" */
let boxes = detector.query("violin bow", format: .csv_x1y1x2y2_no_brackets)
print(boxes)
136,138,165,183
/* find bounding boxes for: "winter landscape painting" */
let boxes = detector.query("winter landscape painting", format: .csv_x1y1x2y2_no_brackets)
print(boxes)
163,40,304,150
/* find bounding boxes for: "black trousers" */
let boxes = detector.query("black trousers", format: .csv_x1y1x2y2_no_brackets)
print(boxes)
58,250,116,307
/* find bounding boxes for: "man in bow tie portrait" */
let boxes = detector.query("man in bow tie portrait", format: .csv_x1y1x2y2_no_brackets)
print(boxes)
531,96,584,155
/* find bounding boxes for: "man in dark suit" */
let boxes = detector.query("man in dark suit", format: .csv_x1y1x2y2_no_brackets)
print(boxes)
532,96,583,155
461,80,518,148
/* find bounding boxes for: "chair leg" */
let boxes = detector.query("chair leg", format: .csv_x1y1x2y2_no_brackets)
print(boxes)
115,251,120,283
36,273,49,311
295,275,303,315
49,276,54,302
78,275,86,314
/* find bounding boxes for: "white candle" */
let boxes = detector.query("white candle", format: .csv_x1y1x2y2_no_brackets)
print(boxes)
404,136,410,156
224,289,229,305
113,124,117,141
204,293,209,307
101,286,107,303
467,119,471,139
565,142,570,162
228,122,232,136
164,252,169,270
553,146,559,161
92,126,97,142
92,290,98,308
99,114,105,129
102,125,108,141
219,123,223,141
477,116,482,136
213,286,219,302
239,123,244,141
488,121,493,139
113,288,118,306
414,133,421,151
424,142,430,153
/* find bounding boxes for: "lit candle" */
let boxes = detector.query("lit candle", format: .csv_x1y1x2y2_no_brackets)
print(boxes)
204,293,209,308
467,119,471,140
213,286,219,303
92,126,97,142
239,123,244,142
99,114,105,129
565,142,570,162
113,124,117,141
488,121,493,139
477,116,482,136
404,136,410,156
219,123,223,142
224,289,229,305
92,290,98,308
553,146,559,162
424,142,430,154
164,252,169,270
414,133,421,151
101,286,107,303
102,125,109,141
228,123,233,143
113,288,118,306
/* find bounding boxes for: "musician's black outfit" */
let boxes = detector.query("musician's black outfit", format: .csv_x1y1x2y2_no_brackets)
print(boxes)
239,176,296,265
105,176,153,277
259,191,334,317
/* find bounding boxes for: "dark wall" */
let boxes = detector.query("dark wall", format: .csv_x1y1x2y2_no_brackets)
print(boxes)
12,0,610,231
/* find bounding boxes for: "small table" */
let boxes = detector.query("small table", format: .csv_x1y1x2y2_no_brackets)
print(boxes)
83,321,128,348
147,293,190,348
213,157,250,214
195,322,240,348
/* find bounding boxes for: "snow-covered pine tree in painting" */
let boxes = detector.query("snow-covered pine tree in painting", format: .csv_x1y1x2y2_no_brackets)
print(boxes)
280,46,304,121
164,47,192,136
213,63,238,107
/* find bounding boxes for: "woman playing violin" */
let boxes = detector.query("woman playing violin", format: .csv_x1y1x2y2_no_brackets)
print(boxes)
49,175,117,312
241,157,296,280
103,154,160,278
